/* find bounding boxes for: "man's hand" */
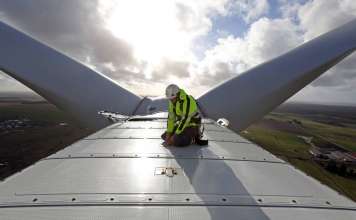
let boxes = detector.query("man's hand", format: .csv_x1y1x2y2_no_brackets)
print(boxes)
165,133,174,146
165,133,171,142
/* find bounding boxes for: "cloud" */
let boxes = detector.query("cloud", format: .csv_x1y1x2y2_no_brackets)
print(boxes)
0,0,234,95
297,0,356,40
194,0,356,92
294,0,356,88
198,61,235,86
0,0,356,104
0,1,139,82
194,17,302,87
310,56,356,88
234,0,270,23
13,1,138,66
279,0,302,21
151,59,190,81
175,0,231,37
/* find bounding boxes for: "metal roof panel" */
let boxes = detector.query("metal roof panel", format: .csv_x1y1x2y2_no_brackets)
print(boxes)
0,118,355,219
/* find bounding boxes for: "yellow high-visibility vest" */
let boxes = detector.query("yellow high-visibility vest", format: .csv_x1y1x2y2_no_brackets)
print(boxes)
167,89,199,135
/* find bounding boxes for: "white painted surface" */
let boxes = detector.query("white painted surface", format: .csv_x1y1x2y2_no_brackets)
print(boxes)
0,118,355,219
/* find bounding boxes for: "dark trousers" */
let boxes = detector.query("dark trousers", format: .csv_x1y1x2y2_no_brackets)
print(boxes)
161,126,199,147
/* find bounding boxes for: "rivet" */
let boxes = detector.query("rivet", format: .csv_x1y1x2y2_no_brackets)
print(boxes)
186,198,190,201
326,201,331,205
32,198,38,202
148,198,152,201
292,200,297,203
257,198,263,203
72,198,76,202
90,154,93,157
222,198,227,202
242,157,246,160
110,198,114,201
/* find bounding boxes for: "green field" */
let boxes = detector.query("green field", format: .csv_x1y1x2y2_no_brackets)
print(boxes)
241,113,356,201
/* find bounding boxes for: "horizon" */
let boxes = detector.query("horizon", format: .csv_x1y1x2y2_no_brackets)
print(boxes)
1,90,356,108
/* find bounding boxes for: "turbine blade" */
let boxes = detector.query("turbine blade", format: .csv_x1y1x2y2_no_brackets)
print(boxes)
198,19,356,132
0,21,141,130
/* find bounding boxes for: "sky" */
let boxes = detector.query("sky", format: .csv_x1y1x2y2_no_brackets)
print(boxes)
0,0,356,104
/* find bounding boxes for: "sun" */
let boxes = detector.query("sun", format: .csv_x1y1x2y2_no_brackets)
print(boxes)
99,0,192,67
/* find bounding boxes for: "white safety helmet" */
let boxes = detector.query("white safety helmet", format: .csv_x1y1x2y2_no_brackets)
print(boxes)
165,84,180,99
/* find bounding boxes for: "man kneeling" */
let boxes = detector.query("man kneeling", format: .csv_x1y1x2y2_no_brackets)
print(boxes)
161,84,201,147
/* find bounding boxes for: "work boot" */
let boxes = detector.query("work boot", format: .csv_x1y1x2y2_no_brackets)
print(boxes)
196,138,208,146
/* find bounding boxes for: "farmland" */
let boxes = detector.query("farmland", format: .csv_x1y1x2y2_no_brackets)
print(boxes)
241,103,356,201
